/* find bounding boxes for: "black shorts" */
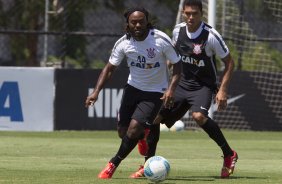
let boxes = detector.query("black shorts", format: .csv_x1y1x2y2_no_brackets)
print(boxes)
159,85,213,128
118,84,163,128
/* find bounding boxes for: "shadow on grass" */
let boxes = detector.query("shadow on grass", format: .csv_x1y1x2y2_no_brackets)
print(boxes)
113,175,268,183
166,175,268,181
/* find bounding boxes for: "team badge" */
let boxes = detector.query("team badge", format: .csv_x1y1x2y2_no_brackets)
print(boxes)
193,44,203,55
146,48,156,58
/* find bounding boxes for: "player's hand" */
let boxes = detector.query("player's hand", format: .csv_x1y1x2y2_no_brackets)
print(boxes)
153,114,163,125
85,92,99,108
161,91,174,109
216,90,227,111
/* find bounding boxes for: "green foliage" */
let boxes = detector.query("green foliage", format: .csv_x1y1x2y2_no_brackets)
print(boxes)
1,0,281,70
228,41,282,72
268,45,282,70
2,0,45,66
0,1,9,27
157,0,179,12
226,41,240,69
46,55,63,67
89,59,106,69
49,1,97,68
245,0,273,17
218,0,282,72
103,0,125,14
245,0,264,13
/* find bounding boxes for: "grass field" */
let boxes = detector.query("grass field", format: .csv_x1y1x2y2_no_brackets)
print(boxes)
0,130,282,184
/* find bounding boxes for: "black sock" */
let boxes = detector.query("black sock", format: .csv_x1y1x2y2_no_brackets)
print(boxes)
201,118,233,157
145,124,160,162
110,135,139,167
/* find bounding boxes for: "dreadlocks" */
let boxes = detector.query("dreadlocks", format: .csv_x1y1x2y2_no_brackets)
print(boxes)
124,7,154,40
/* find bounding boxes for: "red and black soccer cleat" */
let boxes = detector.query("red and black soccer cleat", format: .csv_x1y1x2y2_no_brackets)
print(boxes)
221,150,238,178
98,162,116,179
129,165,144,178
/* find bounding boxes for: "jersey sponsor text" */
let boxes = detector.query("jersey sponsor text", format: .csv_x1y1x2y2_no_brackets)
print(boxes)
181,55,205,67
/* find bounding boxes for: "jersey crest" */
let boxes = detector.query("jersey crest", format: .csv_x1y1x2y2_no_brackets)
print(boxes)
193,44,203,55
146,48,156,58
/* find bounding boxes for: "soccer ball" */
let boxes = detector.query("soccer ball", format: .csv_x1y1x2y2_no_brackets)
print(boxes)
144,156,170,183
160,123,170,131
170,120,185,132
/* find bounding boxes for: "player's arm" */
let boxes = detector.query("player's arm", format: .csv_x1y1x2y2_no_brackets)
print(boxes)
217,53,234,111
209,28,235,111
86,36,125,107
163,61,181,107
85,62,117,107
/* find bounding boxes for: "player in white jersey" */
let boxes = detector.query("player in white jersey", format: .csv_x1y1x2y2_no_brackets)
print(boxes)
132,0,238,179
85,7,181,179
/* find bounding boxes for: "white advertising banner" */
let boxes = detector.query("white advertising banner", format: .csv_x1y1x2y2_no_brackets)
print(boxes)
0,67,54,131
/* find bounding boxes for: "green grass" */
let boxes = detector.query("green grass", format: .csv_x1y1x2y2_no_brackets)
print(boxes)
0,130,282,184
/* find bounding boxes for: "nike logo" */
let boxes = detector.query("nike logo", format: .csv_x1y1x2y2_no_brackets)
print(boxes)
145,121,151,126
209,94,245,119
227,94,245,105
200,106,208,111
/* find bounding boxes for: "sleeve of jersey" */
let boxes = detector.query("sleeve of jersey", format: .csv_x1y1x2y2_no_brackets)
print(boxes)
162,34,181,64
108,38,125,66
172,25,180,45
209,28,230,59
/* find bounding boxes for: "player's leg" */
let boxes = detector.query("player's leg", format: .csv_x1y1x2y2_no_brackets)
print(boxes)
161,100,190,128
99,118,145,179
110,119,145,167
130,87,189,179
98,85,140,179
145,124,160,160
190,86,238,178
98,87,162,179
116,84,137,138
154,85,190,128
130,123,161,178
137,127,150,156
128,91,163,178
130,106,189,179
147,86,190,165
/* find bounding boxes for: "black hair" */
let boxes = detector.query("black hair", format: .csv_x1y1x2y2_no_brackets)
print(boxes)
124,6,149,23
123,6,154,39
183,0,203,12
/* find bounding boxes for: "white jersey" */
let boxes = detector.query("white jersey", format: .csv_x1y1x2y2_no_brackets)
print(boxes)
109,29,180,93
172,22,229,59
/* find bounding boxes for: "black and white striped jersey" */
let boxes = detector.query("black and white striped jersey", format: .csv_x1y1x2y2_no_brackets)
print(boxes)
173,22,229,91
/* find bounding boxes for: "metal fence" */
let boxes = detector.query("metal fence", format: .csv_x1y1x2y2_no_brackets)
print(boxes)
0,0,281,69
0,0,179,67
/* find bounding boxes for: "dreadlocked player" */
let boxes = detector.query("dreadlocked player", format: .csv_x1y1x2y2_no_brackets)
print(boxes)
85,6,181,179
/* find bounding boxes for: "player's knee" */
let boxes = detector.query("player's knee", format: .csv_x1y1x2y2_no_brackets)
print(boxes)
127,130,143,139
127,122,144,139
117,127,127,138
192,112,207,126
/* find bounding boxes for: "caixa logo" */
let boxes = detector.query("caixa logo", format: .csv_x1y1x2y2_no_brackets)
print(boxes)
0,81,23,122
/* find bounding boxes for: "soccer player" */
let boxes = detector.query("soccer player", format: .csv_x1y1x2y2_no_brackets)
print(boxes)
85,7,181,179
131,0,238,179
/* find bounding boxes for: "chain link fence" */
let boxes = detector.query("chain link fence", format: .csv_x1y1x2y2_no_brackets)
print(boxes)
0,0,281,69
0,0,179,67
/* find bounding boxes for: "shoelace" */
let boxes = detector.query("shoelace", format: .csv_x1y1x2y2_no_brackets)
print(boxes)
106,164,115,174
136,166,144,176
222,155,237,168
